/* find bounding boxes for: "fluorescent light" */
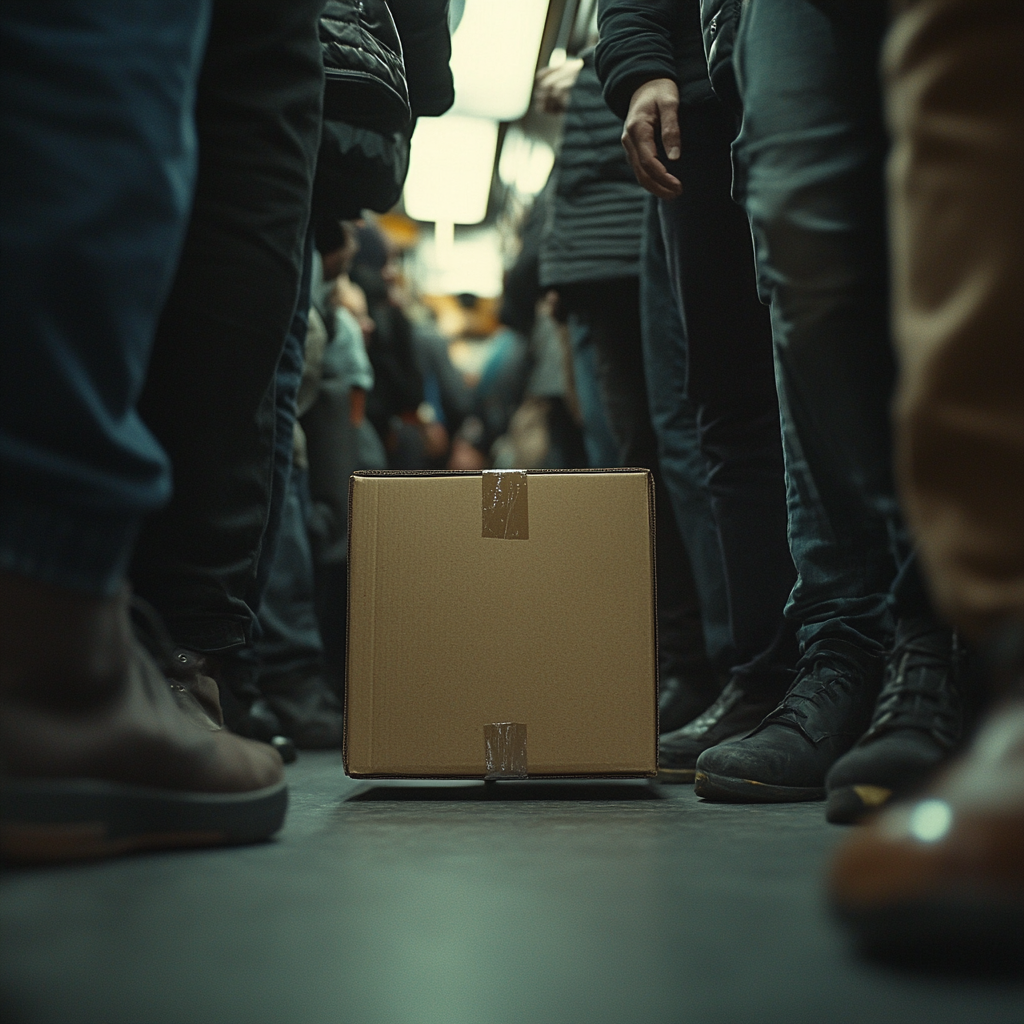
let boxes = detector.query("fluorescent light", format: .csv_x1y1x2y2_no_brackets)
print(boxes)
449,0,550,121
403,114,499,225
498,127,554,196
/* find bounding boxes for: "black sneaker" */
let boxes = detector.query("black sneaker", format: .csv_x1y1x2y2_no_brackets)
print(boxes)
694,639,884,802
657,678,787,784
825,618,967,824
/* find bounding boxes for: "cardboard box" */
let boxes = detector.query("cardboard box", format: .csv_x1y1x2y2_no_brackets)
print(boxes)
344,469,657,778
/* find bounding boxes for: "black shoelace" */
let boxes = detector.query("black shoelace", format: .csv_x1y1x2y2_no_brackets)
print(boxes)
863,634,963,748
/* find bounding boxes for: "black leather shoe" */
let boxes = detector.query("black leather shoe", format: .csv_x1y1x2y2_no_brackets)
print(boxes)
657,678,788,784
825,618,968,824
658,664,725,736
694,639,884,802
262,674,343,750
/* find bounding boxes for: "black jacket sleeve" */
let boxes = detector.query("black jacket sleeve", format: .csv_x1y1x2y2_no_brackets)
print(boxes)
595,0,714,119
387,0,455,117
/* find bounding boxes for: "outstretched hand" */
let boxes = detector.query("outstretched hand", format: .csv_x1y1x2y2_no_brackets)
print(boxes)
622,78,683,198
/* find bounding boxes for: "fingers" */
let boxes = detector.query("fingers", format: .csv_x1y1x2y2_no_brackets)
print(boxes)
622,120,682,199
659,97,682,163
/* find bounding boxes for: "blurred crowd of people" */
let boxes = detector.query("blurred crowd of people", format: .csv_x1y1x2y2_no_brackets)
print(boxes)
1,0,1021,974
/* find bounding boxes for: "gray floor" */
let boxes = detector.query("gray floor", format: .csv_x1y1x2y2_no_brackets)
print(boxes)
3,752,1023,1024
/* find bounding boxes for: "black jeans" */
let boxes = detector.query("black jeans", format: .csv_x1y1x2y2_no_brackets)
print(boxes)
562,278,713,680
659,97,797,689
130,0,324,653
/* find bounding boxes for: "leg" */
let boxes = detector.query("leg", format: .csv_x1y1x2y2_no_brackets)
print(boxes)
659,98,797,688
639,193,733,672
829,0,1024,966
130,0,325,654
580,280,721,729
0,1,284,864
566,314,620,470
254,467,342,749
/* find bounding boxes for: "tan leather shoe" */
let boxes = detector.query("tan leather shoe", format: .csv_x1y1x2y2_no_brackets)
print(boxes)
827,697,1024,971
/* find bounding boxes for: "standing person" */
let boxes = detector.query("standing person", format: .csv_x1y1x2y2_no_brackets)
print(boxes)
597,0,798,778
829,0,1024,963
1,1,286,863
540,50,724,730
692,0,968,815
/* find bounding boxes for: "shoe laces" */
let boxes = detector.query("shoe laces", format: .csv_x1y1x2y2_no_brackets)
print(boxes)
759,650,864,738
863,631,963,747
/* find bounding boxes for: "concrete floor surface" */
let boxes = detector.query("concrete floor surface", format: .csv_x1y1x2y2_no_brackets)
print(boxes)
3,751,1023,1024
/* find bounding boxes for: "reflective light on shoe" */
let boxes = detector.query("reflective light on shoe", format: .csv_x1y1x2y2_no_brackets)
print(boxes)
908,799,953,843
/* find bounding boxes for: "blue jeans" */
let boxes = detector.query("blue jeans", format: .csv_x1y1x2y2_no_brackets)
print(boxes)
250,227,317,621
567,315,619,470
254,467,326,691
733,0,917,656
639,195,733,669
0,1,210,595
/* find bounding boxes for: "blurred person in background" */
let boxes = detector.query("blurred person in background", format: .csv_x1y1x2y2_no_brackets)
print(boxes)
598,0,798,779
351,224,428,469
829,0,1024,968
305,222,386,690
249,304,344,750
540,48,724,732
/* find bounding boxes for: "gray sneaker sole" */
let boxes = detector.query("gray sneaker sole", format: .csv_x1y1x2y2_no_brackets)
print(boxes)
1,778,288,864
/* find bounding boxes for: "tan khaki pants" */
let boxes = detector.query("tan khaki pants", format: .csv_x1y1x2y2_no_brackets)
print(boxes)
885,0,1024,645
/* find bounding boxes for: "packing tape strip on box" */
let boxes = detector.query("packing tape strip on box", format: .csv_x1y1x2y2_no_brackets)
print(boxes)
484,722,528,779
482,469,528,540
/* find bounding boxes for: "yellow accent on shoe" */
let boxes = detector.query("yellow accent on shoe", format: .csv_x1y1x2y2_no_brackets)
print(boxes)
853,785,892,808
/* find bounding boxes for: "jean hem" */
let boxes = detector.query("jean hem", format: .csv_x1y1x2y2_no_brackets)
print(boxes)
0,492,138,597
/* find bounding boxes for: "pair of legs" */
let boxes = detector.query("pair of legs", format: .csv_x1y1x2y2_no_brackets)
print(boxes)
695,0,968,814
830,0,1024,967
0,0,323,862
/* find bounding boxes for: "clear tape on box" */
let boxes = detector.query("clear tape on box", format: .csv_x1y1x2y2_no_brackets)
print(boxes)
484,722,528,779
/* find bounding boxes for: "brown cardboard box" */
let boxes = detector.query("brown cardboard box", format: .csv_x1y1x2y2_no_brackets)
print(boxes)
344,469,658,778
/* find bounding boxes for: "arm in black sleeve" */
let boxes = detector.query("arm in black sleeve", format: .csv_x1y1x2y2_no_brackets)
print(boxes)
387,0,455,117
596,0,713,119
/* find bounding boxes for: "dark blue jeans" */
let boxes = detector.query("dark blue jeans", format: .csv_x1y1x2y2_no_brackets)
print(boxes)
639,195,733,670
659,98,797,689
0,1,210,595
733,0,922,656
254,467,326,691
566,315,619,470
250,227,317,621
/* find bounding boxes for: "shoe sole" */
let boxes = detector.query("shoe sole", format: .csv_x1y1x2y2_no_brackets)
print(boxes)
833,896,1024,976
694,770,824,803
656,767,696,784
825,784,894,825
1,778,288,865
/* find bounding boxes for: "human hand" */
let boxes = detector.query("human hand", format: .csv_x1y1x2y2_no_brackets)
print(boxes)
621,78,682,198
534,58,584,114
